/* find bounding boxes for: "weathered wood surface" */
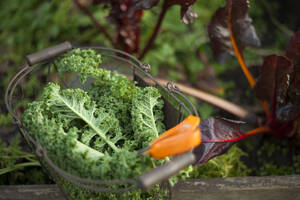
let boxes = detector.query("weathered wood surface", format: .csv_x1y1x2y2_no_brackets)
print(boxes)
172,175,300,200
1,175,300,200
0,185,66,200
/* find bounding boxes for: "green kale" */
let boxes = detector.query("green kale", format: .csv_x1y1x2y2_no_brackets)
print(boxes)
131,87,165,150
22,49,172,199
88,71,138,137
54,48,106,83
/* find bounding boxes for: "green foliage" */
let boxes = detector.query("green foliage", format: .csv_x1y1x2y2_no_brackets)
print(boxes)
0,137,50,185
55,49,103,83
142,1,223,77
190,145,251,178
0,114,12,127
255,139,300,176
198,103,214,119
257,163,294,176
293,155,300,174
0,0,109,65
131,87,165,149
0,137,23,171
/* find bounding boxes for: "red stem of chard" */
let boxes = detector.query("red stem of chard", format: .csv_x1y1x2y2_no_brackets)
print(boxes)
202,125,270,143
227,0,270,118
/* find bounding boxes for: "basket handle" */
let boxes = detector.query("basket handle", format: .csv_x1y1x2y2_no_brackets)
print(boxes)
137,151,196,190
26,41,72,66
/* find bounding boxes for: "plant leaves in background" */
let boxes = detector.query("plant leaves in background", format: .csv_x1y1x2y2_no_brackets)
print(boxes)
105,1,144,53
195,53,223,94
208,0,260,62
92,0,160,53
129,0,160,10
193,117,244,165
286,31,300,65
254,55,293,116
93,0,159,10
286,31,300,108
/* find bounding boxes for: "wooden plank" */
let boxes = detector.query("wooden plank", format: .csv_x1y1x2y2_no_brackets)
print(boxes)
0,185,66,200
1,175,300,200
172,175,300,200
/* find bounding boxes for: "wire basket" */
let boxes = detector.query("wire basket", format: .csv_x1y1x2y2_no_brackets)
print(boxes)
5,42,199,199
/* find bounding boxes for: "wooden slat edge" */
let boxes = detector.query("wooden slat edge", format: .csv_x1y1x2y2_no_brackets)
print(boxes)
1,175,300,200
173,175,300,192
0,184,65,200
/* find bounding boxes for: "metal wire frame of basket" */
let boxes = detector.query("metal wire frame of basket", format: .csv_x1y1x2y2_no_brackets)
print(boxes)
5,42,199,199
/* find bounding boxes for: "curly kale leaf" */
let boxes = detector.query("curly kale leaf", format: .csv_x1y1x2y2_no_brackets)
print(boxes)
131,87,165,149
54,48,110,83
91,70,138,102
42,82,123,153
22,102,105,177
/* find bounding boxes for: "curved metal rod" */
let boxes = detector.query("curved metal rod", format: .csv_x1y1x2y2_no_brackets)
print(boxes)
171,89,199,118
9,67,34,112
5,63,32,124
79,46,143,66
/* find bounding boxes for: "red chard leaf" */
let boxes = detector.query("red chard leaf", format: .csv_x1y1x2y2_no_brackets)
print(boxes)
93,0,159,10
286,31,300,108
254,55,293,115
208,0,260,62
104,1,145,53
286,31,300,65
92,0,159,53
193,117,244,165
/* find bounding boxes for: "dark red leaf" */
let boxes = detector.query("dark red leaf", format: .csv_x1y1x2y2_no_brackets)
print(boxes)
92,0,159,53
286,31,300,109
254,32,300,137
208,0,260,62
93,0,159,10
193,117,244,165
254,55,293,115
104,1,144,53
286,31,300,64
